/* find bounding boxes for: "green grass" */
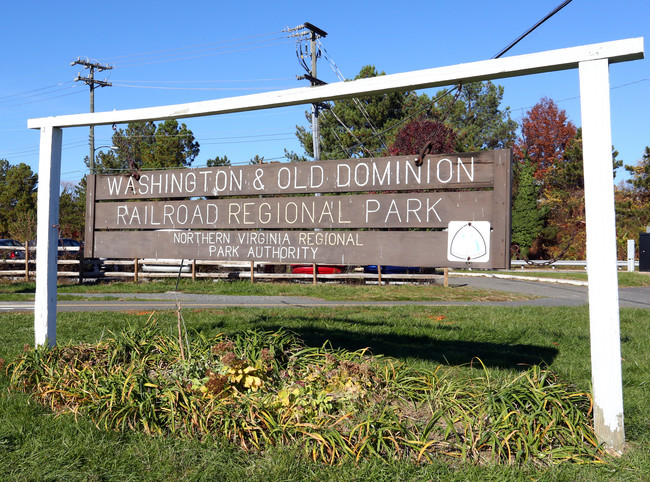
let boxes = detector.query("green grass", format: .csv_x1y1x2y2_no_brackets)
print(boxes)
0,279,536,302
1,305,649,480
462,270,650,287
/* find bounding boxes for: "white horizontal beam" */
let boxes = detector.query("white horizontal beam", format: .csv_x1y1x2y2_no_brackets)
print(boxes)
28,38,643,129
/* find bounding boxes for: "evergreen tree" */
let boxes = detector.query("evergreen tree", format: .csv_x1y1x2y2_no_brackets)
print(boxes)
436,81,517,152
0,159,38,239
292,67,516,161
93,119,199,174
293,65,431,160
625,146,650,198
511,159,547,258
58,182,86,240
206,155,231,167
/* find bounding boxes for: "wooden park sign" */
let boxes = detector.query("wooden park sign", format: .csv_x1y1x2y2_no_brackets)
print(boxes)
31,39,645,451
86,149,511,268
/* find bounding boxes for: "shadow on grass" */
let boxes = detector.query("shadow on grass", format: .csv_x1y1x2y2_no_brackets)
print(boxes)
194,315,559,370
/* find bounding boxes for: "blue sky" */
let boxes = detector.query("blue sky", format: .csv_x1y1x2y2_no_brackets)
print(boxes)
1,0,647,185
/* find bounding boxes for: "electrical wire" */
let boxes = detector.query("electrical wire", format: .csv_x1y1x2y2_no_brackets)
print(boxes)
0,89,85,109
320,0,576,157
317,40,388,151
98,30,287,63
110,78,294,84
108,38,294,68
0,81,75,101
110,83,295,91
493,0,574,59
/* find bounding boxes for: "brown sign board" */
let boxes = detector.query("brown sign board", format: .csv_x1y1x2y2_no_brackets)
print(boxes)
86,150,512,269
94,192,493,230
93,152,494,199
94,230,487,269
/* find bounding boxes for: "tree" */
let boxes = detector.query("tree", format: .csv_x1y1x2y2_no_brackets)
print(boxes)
292,67,516,161
547,127,622,191
293,65,431,160
249,155,265,165
513,97,577,192
511,159,548,258
435,81,518,152
388,120,457,156
625,146,650,198
58,182,86,240
0,160,38,239
93,119,200,174
206,155,231,167
615,146,650,258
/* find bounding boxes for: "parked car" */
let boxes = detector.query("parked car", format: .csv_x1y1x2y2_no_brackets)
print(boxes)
363,265,421,274
28,238,83,259
291,264,345,274
141,259,191,273
0,239,26,260
58,238,83,258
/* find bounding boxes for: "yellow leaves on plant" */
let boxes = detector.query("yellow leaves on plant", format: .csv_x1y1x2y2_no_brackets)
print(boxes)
228,364,265,392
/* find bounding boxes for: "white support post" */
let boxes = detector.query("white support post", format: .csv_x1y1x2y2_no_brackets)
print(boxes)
34,126,62,348
579,59,625,453
627,240,635,272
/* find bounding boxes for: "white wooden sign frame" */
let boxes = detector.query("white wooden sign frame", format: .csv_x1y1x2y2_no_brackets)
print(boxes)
28,37,644,452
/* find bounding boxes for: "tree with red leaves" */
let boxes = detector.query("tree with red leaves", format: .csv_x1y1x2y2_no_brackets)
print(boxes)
388,120,457,156
513,97,577,193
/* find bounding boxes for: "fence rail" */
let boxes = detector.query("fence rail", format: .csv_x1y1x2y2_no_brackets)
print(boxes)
0,256,641,285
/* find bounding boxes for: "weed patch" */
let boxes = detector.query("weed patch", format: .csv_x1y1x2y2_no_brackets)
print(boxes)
7,316,602,466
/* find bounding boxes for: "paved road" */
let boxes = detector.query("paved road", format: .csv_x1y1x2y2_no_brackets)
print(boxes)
1,275,648,313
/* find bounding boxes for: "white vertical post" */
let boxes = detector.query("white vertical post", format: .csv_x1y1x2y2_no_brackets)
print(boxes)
627,240,635,272
34,126,63,348
579,59,625,452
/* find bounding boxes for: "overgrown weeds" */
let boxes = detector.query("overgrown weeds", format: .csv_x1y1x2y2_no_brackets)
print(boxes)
6,315,602,466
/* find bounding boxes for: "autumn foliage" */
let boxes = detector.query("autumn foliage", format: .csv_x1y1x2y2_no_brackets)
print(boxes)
513,97,577,190
388,120,457,156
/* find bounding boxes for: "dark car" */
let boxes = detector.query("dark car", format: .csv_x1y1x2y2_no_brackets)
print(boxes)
363,265,421,274
58,238,83,258
0,239,26,259
29,238,83,258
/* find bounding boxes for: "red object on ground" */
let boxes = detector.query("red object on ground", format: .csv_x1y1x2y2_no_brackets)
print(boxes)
291,264,344,274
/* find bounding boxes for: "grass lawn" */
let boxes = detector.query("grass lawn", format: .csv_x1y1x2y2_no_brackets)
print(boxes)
0,278,537,302
458,270,650,287
1,303,648,480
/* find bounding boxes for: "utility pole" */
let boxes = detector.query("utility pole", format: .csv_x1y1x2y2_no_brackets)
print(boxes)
305,23,327,161
289,22,327,161
71,58,113,173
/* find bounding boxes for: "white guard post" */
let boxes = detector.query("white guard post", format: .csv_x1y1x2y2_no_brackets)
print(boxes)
579,58,625,452
29,38,643,452
34,126,62,347
627,239,635,272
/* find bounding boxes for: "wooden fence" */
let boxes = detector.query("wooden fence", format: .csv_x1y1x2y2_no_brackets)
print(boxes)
0,256,444,285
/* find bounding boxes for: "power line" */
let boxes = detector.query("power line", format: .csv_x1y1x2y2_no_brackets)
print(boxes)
0,88,84,109
110,83,295,91
493,0,574,59
109,77,294,84
110,38,294,68
0,81,75,101
323,0,577,157
98,30,287,62
318,40,388,151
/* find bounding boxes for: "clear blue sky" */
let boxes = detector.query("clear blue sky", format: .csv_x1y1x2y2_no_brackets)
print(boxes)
1,0,647,185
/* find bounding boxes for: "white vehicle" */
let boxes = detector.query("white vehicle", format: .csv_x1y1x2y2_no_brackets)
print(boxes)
141,258,191,273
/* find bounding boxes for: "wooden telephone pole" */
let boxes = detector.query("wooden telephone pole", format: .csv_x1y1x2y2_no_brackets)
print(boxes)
71,58,113,173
